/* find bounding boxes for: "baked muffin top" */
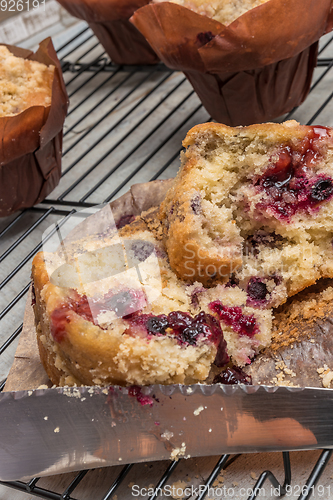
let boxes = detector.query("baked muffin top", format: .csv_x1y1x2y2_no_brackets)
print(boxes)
0,45,54,117
152,0,270,25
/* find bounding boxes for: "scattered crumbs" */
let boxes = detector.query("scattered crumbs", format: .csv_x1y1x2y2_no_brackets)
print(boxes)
310,339,315,343
271,360,298,386
221,407,223,411
186,388,193,394
37,384,49,390
28,391,33,396
250,472,258,480
102,388,108,395
128,482,135,488
92,419,94,422
88,388,94,395
284,368,296,377
212,472,224,487
112,495,117,500
148,484,154,489
183,417,186,421
317,365,333,388
118,458,122,461
54,427,60,433
170,480,188,499
44,416,48,421
186,476,191,483
111,421,116,427
232,482,238,487
208,428,212,432
195,475,199,479
291,344,294,349
81,397,86,402
161,430,174,440
170,443,186,461
63,387,82,399
193,405,204,416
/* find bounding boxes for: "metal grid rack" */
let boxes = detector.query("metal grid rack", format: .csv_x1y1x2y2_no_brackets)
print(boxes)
1,24,333,499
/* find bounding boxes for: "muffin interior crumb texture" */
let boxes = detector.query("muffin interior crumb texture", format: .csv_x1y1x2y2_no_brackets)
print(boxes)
161,121,333,310
0,45,54,117
152,0,269,24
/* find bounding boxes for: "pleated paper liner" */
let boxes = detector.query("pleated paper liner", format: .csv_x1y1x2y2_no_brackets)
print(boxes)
0,38,69,217
56,0,159,65
131,0,333,125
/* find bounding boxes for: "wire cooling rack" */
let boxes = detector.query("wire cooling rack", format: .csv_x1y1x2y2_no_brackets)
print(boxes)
1,23,333,499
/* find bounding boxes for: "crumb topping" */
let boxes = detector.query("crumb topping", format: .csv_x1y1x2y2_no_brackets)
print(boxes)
0,45,54,117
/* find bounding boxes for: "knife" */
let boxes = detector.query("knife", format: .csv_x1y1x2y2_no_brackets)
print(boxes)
0,383,332,481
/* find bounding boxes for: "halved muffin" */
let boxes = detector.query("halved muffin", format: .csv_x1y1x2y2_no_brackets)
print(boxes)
32,208,272,387
160,121,333,308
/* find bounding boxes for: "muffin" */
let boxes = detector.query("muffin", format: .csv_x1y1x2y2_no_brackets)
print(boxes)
131,0,332,125
160,121,333,308
31,206,273,387
0,38,68,217
56,0,159,65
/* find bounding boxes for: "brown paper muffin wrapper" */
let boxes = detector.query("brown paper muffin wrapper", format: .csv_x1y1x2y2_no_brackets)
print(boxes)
56,0,159,65
131,0,333,125
0,38,69,217
183,43,318,125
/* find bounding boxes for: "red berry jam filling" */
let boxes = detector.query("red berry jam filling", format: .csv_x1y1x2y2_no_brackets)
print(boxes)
126,310,228,363
246,275,282,308
50,288,147,342
255,126,333,221
146,315,169,335
128,386,154,406
247,277,268,302
225,275,240,288
213,366,252,385
209,300,258,338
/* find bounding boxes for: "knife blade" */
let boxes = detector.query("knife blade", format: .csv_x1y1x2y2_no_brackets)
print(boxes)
0,383,332,481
